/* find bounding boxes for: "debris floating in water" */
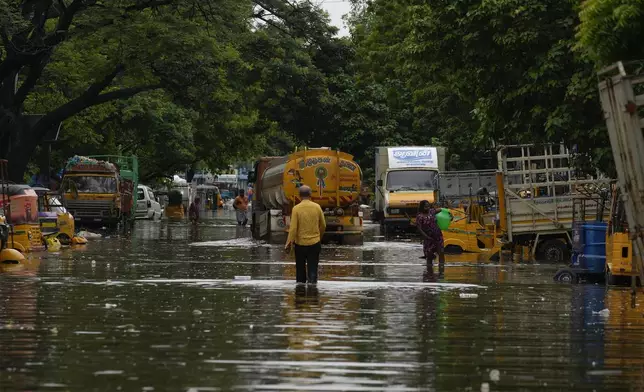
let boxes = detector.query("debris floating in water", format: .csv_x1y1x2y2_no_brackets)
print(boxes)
587,369,623,376
105,303,117,309
78,230,102,239
489,369,500,382
234,276,251,280
460,293,479,298
192,310,203,316
481,382,490,392
593,308,610,317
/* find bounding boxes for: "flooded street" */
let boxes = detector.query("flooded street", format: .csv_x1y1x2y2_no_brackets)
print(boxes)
2,211,644,391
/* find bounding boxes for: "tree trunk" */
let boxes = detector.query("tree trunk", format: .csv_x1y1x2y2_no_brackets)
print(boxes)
7,144,33,183
1,118,38,183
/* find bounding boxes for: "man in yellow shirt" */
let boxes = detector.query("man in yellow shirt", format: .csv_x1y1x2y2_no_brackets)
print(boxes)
285,185,326,284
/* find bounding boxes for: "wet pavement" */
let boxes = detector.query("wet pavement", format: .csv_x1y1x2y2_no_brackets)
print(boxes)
1,210,644,391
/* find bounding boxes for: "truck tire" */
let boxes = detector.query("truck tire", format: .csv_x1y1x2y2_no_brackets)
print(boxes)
537,239,569,262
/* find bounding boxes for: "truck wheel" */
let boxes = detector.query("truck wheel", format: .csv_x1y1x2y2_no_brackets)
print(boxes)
537,239,569,262
606,269,617,285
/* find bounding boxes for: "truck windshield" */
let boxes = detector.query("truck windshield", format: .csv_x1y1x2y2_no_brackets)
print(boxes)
387,170,437,191
66,176,117,194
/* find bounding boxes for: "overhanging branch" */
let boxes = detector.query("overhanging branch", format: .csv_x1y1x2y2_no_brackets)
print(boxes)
30,61,159,139
91,85,162,107
37,84,160,134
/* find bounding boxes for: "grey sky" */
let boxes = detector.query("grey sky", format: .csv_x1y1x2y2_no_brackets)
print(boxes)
319,0,351,37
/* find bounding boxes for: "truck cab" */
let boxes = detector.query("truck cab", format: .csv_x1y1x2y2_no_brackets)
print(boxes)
374,146,446,232
61,155,138,229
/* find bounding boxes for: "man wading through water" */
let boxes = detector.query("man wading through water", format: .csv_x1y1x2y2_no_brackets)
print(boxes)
416,200,446,277
233,190,249,226
284,185,326,284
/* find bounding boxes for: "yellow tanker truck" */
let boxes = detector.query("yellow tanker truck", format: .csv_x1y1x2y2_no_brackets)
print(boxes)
250,148,364,245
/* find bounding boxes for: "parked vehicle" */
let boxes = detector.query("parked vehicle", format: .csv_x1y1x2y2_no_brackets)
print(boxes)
553,193,611,283
32,187,87,245
496,143,611,261
374,146,446,233
0,182,45,253
438,170,501,255
165,189,185,220
61,155,139,228
250,148,363,244
136,185,162,220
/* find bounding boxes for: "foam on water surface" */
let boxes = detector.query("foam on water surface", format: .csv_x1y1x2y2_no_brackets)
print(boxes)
189,238,271,248
134,278,484,290
189,239,421,251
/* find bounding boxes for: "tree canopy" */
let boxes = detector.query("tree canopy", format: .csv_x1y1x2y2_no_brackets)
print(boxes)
0,0,347,181
1,0,641,183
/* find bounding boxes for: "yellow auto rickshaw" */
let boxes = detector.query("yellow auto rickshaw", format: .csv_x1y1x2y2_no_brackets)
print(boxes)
165,189,185,219
0,184,46,253
32,187,87,246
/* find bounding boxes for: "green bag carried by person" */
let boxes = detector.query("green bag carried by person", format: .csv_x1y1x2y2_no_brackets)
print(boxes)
436,208,452,230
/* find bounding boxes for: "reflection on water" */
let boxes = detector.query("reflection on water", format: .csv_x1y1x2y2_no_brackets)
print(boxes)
0,216,643,391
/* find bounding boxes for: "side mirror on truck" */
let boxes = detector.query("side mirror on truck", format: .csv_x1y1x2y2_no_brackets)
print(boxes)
376,180,383,187
248,171,256,183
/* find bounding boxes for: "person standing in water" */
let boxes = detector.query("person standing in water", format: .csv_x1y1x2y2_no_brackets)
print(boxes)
416,200,446,276
284,185,326,284
189,198,200,223
233,190,249,226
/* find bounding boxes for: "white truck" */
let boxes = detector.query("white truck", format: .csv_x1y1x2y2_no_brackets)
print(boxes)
597,61,644,284
374,146,446,232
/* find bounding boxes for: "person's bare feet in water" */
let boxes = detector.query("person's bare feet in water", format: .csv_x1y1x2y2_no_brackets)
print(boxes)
423,269,436,282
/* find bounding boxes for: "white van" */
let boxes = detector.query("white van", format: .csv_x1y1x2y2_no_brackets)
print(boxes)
136,185,162,220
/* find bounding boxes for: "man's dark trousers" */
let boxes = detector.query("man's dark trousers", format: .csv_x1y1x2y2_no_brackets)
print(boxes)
294,242,321,283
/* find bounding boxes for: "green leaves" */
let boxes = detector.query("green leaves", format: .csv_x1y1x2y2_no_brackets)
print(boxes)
344,0,615,173
577,0,644,65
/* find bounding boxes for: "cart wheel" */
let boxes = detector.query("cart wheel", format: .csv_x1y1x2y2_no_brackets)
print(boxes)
555,269,577,284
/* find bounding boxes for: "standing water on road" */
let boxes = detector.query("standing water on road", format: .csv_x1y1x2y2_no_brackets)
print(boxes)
1,212,644,391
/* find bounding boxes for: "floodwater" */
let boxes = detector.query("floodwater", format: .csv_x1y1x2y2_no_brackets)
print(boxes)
1,211,644,391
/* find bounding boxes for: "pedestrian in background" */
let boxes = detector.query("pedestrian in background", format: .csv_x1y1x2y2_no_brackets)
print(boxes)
416,200,445,276
284,185,326,284
233,190,249,226
189,197,200,223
